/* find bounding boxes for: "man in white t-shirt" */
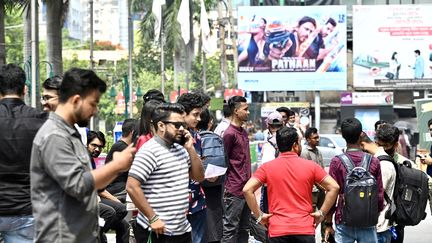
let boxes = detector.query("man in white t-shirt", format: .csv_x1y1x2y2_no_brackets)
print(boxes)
361,128,397,243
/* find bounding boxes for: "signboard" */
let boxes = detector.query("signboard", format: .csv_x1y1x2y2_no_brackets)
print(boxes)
340,92,394,106
260,102,310,117
353,5,432,89
237,6,347,91
415,98,432,150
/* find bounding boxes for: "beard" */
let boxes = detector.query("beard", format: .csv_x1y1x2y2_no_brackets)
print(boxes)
91,151,101,158
163,131,182,145
76,119,89,128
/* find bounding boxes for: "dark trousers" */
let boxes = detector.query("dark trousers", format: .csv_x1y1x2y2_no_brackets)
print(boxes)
221,193,250,243
269,235,315,243
390,225,404,243
99,199,130,243
134,223,192,243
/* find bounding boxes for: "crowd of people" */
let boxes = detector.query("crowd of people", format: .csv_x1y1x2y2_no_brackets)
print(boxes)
0,63,431,243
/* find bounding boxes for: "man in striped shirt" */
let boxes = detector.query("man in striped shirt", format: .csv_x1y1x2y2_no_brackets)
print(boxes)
127,103,204,243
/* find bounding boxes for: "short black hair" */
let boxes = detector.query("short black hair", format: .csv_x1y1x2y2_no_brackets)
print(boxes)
143,89,165,104
298,16,316,28
326,17,337,27
43,75,63,90
177,93,203,114
87,130,106,147
59,68,107,103
0,64,26,96
375,124,399,146
360,132,373,144
139,99,163,135
152,103,185,131
428,118,432,127
341,118,363,144
227,96,247,113
374,120,388,131
276,106,290,114
222,103,232,118
415,49,420,55
305,127,318,139
122,118,137,137
276,127,299,153
196,91,211,105
197,108,214,131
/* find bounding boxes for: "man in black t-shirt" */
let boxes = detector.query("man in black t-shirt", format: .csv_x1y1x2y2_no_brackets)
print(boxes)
106,118,137,197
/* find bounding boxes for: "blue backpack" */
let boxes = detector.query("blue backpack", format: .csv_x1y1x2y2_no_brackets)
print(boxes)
199,131,228,187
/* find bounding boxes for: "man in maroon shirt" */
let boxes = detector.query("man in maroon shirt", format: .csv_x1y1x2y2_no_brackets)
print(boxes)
221,96,251,243
325,118,384,243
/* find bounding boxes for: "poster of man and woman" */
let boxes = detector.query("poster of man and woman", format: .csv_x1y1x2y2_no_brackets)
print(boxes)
353,4,432,88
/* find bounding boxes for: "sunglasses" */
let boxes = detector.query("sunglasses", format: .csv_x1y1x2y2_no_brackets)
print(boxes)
162,121,186,129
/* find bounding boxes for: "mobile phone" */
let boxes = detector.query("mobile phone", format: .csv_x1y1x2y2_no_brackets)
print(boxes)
178,134,187,146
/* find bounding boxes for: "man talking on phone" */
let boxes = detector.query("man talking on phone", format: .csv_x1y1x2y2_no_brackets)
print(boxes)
126,103,204,243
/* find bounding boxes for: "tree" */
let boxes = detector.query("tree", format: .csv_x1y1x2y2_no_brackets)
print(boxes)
0,0,24,65
45,0,69,75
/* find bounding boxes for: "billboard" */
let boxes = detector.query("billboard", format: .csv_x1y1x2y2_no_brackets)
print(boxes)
353,5,432,89
237,6,347,91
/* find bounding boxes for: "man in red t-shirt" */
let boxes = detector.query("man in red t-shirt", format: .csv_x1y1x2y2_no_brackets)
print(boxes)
243,127,339,243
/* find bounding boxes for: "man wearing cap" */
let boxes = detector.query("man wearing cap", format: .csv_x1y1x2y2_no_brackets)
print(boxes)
261,112,283,164
259,112,283,215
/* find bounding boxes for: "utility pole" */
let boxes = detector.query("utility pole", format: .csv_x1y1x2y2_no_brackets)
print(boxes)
160,13,165,96
128,0,133,118
89,0,94,70
31,0,39,108
218,0,227,90
89,0,95,130
227,0,237,86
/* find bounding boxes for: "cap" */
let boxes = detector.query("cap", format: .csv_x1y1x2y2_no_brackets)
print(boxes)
266,111,283,126
143,89,165,103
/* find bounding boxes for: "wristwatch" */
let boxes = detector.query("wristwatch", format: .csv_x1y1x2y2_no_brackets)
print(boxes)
255,211,264,224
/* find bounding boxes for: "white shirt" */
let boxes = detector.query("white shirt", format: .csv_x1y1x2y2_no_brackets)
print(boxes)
375,147,397,232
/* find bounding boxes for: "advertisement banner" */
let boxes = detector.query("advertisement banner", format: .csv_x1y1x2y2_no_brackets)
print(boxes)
340,92,394,106
353,5,432,89
237,6,347,91
414,98,432,151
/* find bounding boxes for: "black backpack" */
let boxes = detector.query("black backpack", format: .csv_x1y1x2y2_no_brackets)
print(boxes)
337,153,379,227
377,155,428,226
199,131,228,187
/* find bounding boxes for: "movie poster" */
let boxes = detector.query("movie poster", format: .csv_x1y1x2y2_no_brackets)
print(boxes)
237,6,347,91
353,5,432,88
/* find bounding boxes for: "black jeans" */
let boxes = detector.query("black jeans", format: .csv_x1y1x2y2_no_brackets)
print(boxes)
269,235,315,243
134,223,192,243
221,193,250,243
99,199,130,243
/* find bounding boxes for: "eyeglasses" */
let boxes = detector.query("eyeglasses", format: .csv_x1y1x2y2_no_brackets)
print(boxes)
90,143,104,150
41,95,58,102
162,121,186,129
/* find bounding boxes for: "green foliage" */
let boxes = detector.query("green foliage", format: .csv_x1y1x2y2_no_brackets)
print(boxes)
5,8,23,64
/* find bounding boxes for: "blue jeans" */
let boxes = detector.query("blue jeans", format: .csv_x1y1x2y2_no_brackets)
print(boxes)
188,209,207,243
377,230,391,243
335,224,378,243
0,215,34,243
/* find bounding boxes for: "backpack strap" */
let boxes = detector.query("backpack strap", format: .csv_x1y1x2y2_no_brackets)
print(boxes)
377,155,395,163
337,153,355,173
360,153,372,171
